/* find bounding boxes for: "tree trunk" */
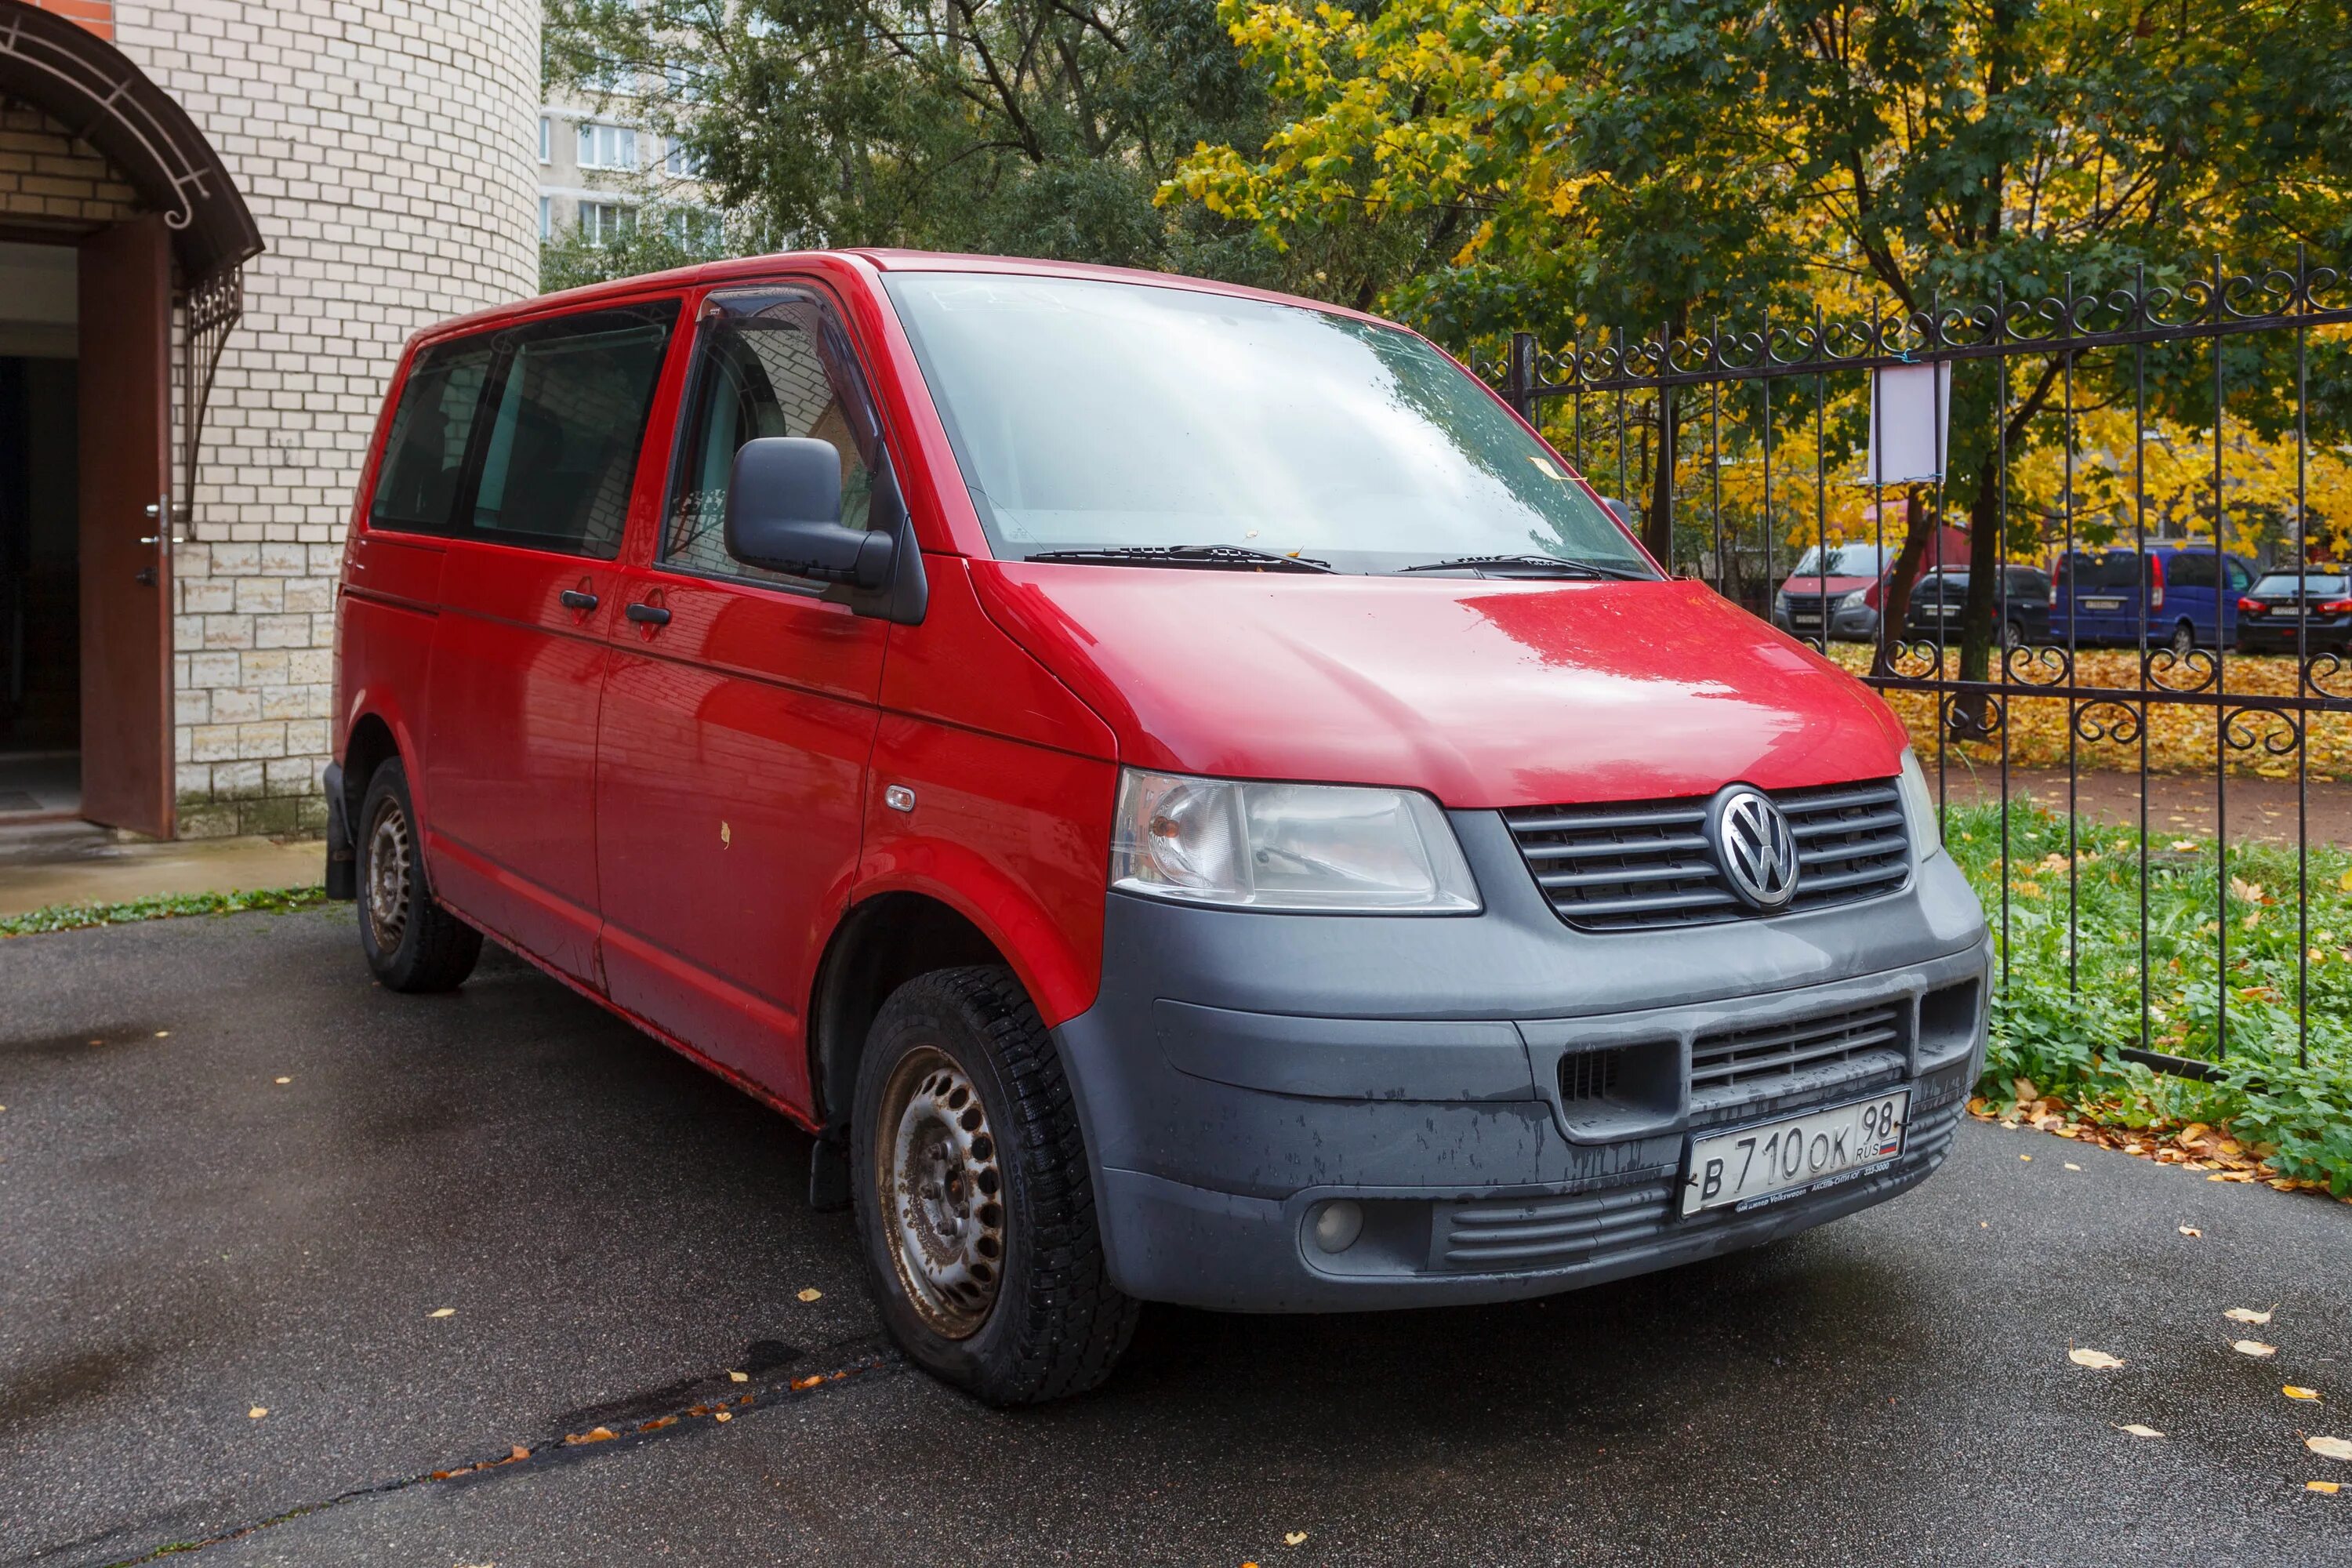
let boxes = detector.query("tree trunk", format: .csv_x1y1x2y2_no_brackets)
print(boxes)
1871,489,1930,677
1949,456,2006,739
1642,307,1687,568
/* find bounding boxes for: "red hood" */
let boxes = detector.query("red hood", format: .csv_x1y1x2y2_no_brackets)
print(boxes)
973,566,1908,809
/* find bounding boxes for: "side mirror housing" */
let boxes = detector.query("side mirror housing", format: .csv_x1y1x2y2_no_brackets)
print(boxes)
724,436,895,591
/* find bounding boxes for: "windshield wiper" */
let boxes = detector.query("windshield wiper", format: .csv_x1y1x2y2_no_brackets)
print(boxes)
1394,554,1650,580
1022,544,1334,573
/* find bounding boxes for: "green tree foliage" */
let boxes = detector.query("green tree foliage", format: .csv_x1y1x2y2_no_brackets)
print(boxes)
544,0,1276,275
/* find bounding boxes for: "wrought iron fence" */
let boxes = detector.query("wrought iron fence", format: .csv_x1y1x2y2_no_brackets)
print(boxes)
1474,254,2352,1079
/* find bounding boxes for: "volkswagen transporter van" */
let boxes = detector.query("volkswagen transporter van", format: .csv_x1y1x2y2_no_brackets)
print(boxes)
326,252,1991,1404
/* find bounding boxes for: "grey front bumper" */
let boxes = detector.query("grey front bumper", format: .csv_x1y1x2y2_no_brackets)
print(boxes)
1052,811,1990,1312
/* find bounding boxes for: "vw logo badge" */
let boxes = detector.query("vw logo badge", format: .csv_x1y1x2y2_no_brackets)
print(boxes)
1709,786,1800,910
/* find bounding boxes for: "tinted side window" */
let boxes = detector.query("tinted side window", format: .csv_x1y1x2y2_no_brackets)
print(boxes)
466,304,679,557
2007,568,2047,596
2167,552,2217,589
2225,558,2255,590
664,286,884,586
369,336,493,533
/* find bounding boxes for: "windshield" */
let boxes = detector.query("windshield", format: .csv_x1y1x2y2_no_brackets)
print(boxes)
2252,572,2349,595
1788,543,1889,577
881,273,1651,575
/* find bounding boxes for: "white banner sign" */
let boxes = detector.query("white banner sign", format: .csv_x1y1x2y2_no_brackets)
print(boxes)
1866,361,1952,485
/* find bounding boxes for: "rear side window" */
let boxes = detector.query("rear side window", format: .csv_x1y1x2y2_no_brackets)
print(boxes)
662,285,887,586
369,336,493,533
467,305,679,557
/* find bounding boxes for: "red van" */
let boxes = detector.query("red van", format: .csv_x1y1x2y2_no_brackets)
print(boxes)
326,252,1989,1403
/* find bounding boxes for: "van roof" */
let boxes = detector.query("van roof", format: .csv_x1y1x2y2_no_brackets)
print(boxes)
413,247,1397,345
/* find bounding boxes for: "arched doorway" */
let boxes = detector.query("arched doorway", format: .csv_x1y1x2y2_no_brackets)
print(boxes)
0,0,260,837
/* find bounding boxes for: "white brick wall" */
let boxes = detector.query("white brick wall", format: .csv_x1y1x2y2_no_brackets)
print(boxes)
112,0,543,837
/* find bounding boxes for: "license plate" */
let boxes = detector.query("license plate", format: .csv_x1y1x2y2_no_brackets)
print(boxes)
1681,1091,1909,1216
2082,597,2124,611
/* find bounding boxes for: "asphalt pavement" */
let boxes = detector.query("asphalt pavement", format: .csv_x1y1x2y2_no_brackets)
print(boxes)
4,909,2349,1566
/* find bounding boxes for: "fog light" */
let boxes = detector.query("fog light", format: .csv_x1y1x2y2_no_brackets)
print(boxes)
1310,1200,1363,1254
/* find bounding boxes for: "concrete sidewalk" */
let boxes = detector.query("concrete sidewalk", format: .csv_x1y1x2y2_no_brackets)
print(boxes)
0,822,324,917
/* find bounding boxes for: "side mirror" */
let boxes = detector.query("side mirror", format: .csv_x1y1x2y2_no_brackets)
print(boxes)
724,436,895,591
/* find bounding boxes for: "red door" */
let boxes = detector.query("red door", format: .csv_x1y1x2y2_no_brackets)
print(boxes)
76,217,174,837
419,299,682,982
594,283,891,1102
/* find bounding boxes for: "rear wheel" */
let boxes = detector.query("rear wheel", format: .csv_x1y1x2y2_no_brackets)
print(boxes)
2003,619,2027,649
851,966,1137,1404
356,758,481,993
2169,620,2197,659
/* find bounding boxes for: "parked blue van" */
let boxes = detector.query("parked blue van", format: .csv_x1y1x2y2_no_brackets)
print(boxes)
2051,546,2259,655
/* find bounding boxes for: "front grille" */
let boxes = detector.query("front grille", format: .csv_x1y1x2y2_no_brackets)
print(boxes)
1436,1180,1675,1270
1503,779,1910,931
1559,1048,1623,1103
1690,1002,1906,1095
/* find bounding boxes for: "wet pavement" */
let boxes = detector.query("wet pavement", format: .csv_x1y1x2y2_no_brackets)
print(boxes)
4,909,2350,1566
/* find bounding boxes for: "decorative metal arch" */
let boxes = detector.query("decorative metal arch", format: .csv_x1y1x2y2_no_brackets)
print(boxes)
0,0,262,280
0,1,265,534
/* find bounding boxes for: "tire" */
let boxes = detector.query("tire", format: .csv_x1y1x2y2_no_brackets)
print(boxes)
2169,621,2197,659
355,757,482,993
851,966,1137,1405
2003,619,2027,650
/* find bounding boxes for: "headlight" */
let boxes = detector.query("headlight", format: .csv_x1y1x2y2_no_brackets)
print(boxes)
1838,589,1872,609
1895,748,1943,861
1111,769,1480,913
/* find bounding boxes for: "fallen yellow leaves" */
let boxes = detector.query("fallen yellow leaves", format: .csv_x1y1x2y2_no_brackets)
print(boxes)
2116,1424,2165,1439
273,1076,290,1085
729,1370,749,1383
564,1426,616,1446
430,1446,533,1482
2312,1480,2343,1494
2070,1347,2127,1370
428,1308,455,1319
2234,1340,2280,1358
2287,1387,2324,1402
1284,1532,1310,1546
2180,1225,2203,1237
2227,1307,2275,1325
2308,1436,2352,1462
247,1406,267,1420
797,1287,823,1303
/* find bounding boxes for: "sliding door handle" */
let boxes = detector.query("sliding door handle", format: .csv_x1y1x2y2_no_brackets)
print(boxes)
560,589,600,612
626,601,671,626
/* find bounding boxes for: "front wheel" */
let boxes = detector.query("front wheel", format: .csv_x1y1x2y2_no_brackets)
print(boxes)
355,758,482,993
851,967,1137,1404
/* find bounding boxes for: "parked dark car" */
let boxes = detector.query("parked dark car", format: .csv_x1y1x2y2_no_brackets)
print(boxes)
2051,545,2258,654
1903,567,2053,647
2236,569,2352,654
1773,530,1969,642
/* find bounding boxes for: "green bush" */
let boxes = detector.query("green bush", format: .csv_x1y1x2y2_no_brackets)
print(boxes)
1944,800,2352,1194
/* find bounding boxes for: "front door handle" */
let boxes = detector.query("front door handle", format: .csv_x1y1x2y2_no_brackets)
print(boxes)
626,601,671,626
561,589,600,612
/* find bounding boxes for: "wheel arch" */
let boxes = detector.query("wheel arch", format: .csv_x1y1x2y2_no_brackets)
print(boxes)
807,891,1012,1134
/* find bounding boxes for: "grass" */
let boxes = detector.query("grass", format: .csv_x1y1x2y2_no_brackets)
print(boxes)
1946,801,2352,1196
0,885,332,938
